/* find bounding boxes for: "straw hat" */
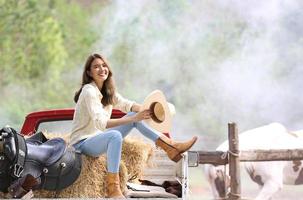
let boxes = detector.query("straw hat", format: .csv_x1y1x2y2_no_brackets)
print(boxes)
140,90,176,133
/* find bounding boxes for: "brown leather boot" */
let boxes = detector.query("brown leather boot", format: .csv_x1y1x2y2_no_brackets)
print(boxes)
155,135,197,162
106,172,125,199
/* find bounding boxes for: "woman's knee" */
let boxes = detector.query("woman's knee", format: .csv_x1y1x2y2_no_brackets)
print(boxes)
108,130,123,142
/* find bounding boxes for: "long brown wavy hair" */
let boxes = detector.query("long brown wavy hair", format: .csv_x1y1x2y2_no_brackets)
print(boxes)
74,53,116,106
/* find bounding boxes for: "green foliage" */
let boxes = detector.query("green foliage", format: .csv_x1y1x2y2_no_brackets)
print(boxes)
0,0,99,127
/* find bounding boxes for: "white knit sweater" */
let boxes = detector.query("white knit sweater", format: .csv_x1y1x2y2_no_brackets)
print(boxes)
69,82,135,146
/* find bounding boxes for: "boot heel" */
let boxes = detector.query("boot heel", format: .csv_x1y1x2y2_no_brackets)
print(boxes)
172,154,182,162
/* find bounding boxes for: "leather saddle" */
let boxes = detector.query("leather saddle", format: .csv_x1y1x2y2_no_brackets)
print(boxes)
1,129,82,198
22,133,67,178
26,138,66,166
23,132,82,191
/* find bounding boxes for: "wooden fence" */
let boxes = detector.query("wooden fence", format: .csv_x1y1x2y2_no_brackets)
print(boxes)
193,122,303,200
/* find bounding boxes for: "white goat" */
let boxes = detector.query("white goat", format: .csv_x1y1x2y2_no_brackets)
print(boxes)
205,123,303,200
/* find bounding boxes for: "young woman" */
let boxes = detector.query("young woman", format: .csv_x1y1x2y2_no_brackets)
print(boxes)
69,53,197,198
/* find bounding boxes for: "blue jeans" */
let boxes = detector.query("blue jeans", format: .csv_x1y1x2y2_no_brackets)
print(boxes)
73,112,160,173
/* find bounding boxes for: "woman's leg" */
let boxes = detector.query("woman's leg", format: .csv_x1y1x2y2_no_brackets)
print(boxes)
108,112,197,163
74,130,123,173
109,112,160,142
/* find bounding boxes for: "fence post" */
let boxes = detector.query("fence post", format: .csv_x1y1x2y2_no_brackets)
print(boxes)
228,122,241,200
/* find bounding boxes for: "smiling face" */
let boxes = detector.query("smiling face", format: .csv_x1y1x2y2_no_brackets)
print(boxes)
74,53,116,104
88,58,109,84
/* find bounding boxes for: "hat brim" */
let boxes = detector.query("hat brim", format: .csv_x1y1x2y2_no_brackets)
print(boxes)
140,90,172,133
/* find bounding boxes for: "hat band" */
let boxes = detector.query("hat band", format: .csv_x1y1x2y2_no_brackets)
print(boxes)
150,102,165,123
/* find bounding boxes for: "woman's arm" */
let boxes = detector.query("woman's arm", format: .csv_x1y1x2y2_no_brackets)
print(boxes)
106,109,150,128
130,103,142,112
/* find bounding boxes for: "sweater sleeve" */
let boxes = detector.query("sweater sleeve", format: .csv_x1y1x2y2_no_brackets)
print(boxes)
82,86,110,131
113,92,135,113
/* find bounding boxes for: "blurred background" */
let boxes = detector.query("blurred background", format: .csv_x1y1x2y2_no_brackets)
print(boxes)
1,0,303,199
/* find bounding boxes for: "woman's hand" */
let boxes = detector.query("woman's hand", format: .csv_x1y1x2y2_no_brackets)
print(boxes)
132,109,151,122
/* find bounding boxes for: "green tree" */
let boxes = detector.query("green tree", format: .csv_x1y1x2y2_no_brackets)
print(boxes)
0,0,99,127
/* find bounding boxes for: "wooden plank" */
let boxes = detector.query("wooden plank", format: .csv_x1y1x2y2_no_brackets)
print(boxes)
194,149,303,165
141,149,181,184
240,149,303,161
228,122,241,200
143,169,176,176
150,160,176,167
197,151,228,165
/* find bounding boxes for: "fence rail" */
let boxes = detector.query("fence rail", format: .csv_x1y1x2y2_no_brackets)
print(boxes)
196,149,303,164
193,122,303,200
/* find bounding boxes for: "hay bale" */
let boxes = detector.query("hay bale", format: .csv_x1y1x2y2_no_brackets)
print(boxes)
122,138,154,181
34,156,128,198
43,132,154,181
0,192,8,199
34,133,154,198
